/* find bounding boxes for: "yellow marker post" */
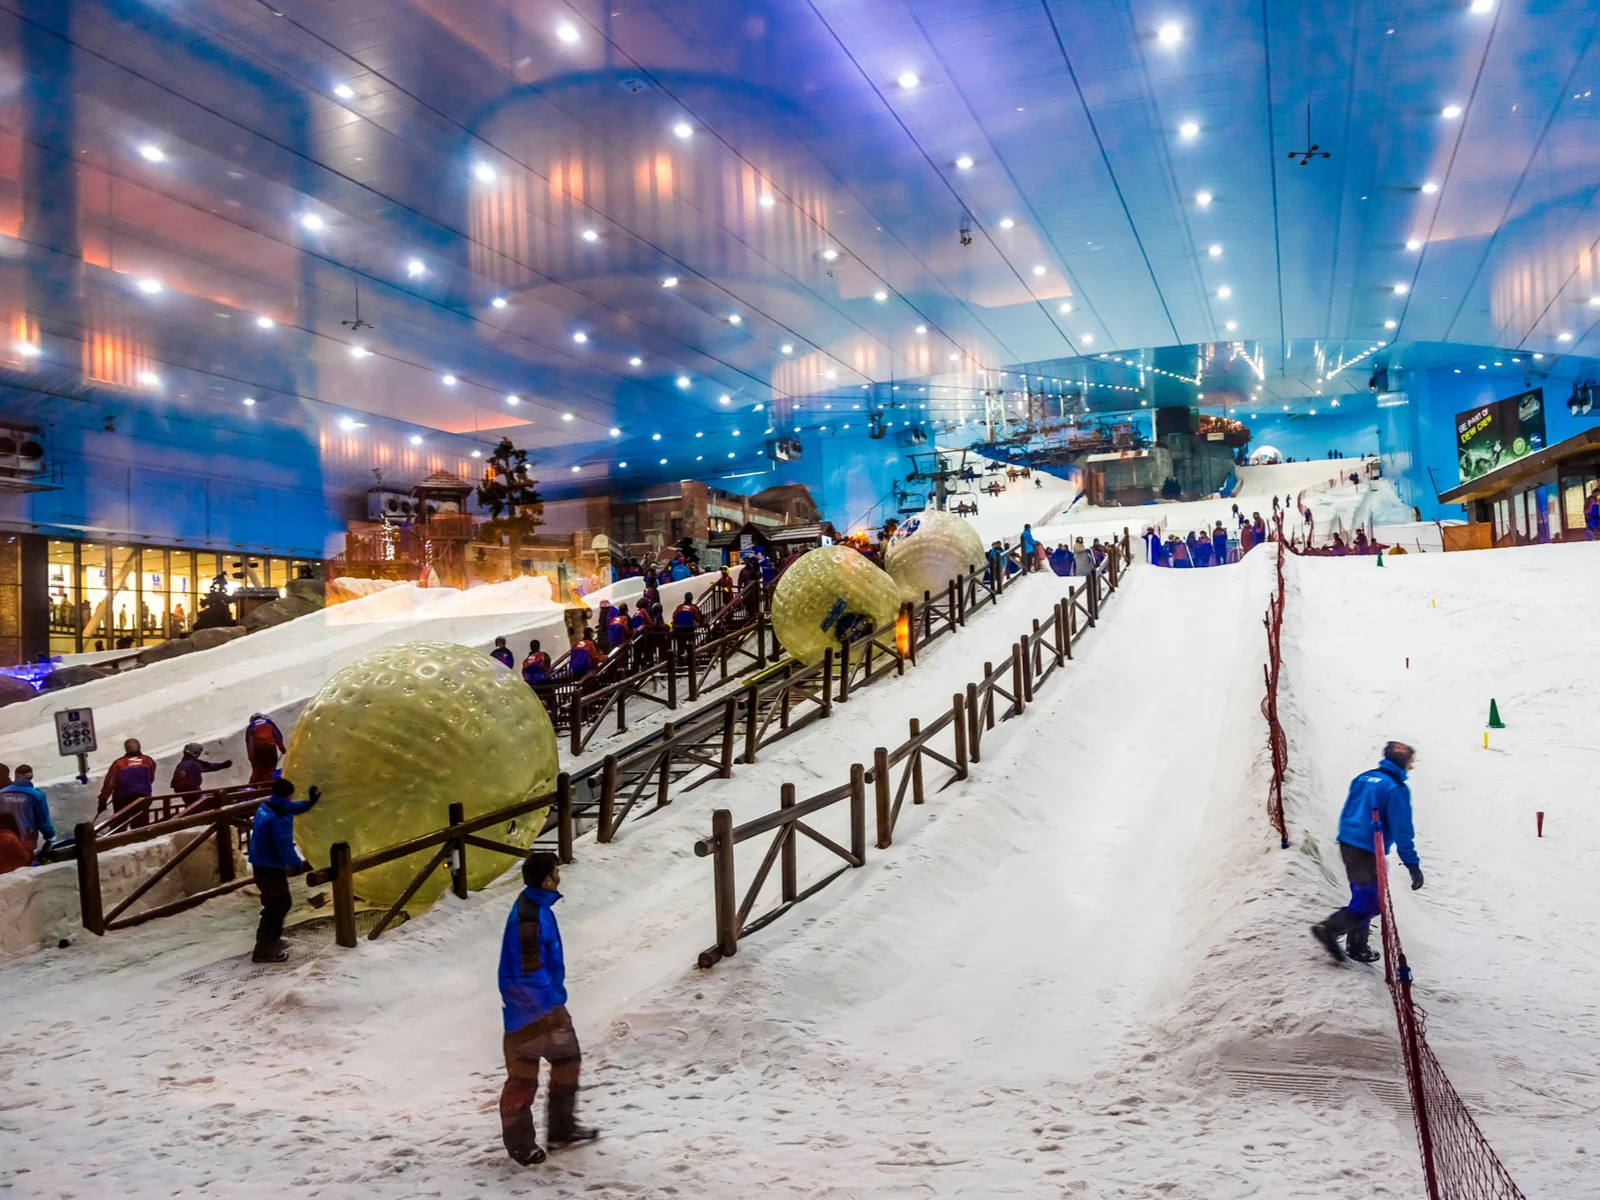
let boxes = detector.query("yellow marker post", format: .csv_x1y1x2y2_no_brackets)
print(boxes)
1483,731,1489,749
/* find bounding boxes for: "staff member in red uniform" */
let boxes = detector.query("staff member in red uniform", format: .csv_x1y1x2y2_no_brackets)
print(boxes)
98,738,158,826
245,713,285,784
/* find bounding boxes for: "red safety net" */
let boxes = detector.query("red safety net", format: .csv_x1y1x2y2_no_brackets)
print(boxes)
1261,525,1289,847
1373,831,1527,1200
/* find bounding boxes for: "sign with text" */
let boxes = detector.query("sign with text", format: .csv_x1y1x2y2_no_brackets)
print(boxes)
1457,387,1545,484
54,708,97,757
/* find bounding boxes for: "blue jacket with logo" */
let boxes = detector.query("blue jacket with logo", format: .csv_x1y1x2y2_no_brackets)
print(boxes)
1336,759,1419,867
248,795,317,870
0,782,53,844
499,888,567,1031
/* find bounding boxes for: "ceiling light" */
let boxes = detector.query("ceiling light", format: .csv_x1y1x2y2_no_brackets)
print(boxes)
442,374,458,385
406,258,425,277
629,356,642,366
333,84,356,100
1441,105,1462,119
1179,121,1200,139
1309,409,1317,416
822,249,839,261
955,155,973,170
732,428,740,435
1393,283,1408,294
652,433,662,441
1031,265,1046,277
349,345,370,358
410,435,423,446
759,194,775,208
572,331,588,343
874,290,888,301
1558,332,1573,341
1421,181,1439,194
1589,295,1600,307
1000,218,1015,229
571,464,581,473
1058,303,1073,314
556,22,579,43
718,394,731,405
915,325,927,333
138,371,161,387
948,353,959,361
471,450,482,458
136,277,163,294
1208,243,1223,257
491,296,508,309
1081,334,1094,344
337,416,357,431
676,376,691,388
898,71,920,89
781,344,794,354
754,404,764,412
561,412,574,421
1217,285,1231,298
15,341,41,358
473,163,497,183
826,368,838,378
137,143,166,163
1406,238,1422,251
618,461,627,467
1158,21,1182,46
662,276,678,287
1470,0,1493,11
728,313,742,324
506,394,521,405
673,121,693,139
609,427,621,437
255,316,274,328
1226,320,1237,330
581,229,598,242
1196,190,1213,206
1384,320,1397,329
659,457,667,464
1331,398,1339,407
696,430,705,437
1533,352,1544,359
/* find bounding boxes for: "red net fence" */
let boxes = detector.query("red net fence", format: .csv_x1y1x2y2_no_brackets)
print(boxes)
1373,831,1528,1200
1267,515,1526,1199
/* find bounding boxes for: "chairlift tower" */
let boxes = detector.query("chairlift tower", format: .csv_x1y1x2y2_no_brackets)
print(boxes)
982,390,1010,442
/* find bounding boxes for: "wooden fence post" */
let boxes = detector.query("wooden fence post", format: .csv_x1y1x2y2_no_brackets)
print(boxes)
742,682,760,763
966,681,981,764
719,694,738,778
598,756,618,844
658,722,675,808
909,718,925,805
447,801,469,899
1012,644,1026,714
666,651,678,709
947,579,958,634
1031,617,1043,680
873,747,892,848
330,841,357,948
849,763,867,865
569,690,583,757
1088,568,1099,625
837,637,851,703
74,822,105,937
956,573,967,625
1053,602,1066,666
556,773,574,864
780,783,797,902
757,617,768,667
821,649,834,717
951,695,969,780
215,815,236,885
687,641,700,702
711,809,738,959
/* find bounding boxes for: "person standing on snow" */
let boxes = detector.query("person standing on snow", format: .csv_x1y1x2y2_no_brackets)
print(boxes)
0,766,54,863
522,639,552,685
170,743,233,795
1211,522,1229,566
1312,741,1423,964
499,851,598,1164
491,637,516,668
1019,524,1038,572
246,778,320,963
245,713,285,784
98,738,158,825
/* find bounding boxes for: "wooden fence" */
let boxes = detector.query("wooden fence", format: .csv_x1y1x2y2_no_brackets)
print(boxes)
693,534,1131,968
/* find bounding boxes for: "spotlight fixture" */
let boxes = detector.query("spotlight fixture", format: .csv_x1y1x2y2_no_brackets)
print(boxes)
491,296,508,309
581,229,598,242
1441,105,1462,119
1157,21,1182,46
332,84,356,100
1421,181,1439,194
474,163,497,183
138,143,166,163
1406,238,1422,251
955,155,974,170
673,121,693,139
556,22,579,43
406,258,426,277
1195,191,1213,206
255,316,275,329
1179,121,1200,139
898,71,919,89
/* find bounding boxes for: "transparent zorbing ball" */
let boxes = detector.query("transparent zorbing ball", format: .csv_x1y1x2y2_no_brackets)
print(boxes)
286,640,559,909
771,545,902,665
884,511,987,602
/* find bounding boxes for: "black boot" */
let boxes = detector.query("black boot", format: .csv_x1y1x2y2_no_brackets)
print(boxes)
1310,922,1345,963
1345,933,1380,965
547,1088,600,1148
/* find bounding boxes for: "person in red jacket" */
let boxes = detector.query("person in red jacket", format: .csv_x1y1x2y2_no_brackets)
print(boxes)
170,743,233,795
99,738,159,826
245,714,285,784
567,629,603,680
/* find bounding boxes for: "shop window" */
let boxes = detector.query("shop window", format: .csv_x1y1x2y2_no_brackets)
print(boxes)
46,540,80,655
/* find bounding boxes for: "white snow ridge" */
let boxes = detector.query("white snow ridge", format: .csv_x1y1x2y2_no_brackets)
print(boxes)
1,526,1595,1197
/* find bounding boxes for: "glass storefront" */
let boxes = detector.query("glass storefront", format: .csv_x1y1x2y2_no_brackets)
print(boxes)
44,538,318,655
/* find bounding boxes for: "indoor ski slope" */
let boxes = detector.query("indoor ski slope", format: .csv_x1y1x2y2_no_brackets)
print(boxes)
2,543,1594,1197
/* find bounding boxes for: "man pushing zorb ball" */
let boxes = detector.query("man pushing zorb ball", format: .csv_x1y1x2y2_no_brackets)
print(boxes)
770,545,901,665
883,510,986,602
286,640,560,909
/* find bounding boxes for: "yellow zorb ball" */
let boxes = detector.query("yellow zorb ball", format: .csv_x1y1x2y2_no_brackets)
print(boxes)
884,510,986,602
770,545,901,665
285,640,559,909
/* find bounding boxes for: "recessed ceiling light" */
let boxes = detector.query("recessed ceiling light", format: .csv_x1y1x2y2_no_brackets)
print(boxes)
333,84,356,100
948,353,959,361
1478,364,1487,369
337,416,357,430
874,290,888,301
1384,320,1398,330
618,460,627,467
1442,105,1462,119
781,344,794,354
473,162,497,183
629,356,643,366
915,325,927,333
506,394,521,405
409,434,423,446
14,341,41,358
1158,21,1182,46
442,373,457,385
1208,243,1223,256
673,121,693,139
137,143,166,163
254,315,274,330
136,277,163,295
662,276,678,287
826,369,837,378
1470,0,1493,10
1558,332,1573,341
1031,265,1046,276
1179,121,1200,139
732,428,740,436
759,194,775,208
349,345,371,358
572,331,588,344
1226,320,1238,330
471,450,482,458
1217,285,1232,298
1196,190,1213,206
556,21,579,43
581,229,598,242
609,427,621,437
822,249,839,261
571,464,581,473
676,376,691,388
1081,334,1094,344
491,296,508,309
1331,398,1340,406
1393,283,1408,294
1589,295,1600,307
1421,181,1439,194
999,218,1015,230
659,457,667,464
242,396,256,406
1406,239,1422,251
1058,303,1073,314
728,314,742,324
696,430,705,436
754,403,764,411
954,155,973,170
898,71,920,89
652,433,662,441
406,258,426,277
1533,352,1544,359
138,371,161,387
560,412,574,422
299,212,327,232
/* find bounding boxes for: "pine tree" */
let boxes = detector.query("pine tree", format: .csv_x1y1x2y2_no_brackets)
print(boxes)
475,438,544,549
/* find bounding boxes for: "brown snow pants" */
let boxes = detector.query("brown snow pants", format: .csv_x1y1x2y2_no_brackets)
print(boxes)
500,1005,582,1159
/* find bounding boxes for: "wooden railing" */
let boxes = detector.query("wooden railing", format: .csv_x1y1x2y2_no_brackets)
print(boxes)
693,533,1132,968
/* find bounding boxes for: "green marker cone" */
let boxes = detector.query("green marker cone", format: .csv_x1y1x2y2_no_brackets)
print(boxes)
1488,698,1505,729
1376,551,1384,567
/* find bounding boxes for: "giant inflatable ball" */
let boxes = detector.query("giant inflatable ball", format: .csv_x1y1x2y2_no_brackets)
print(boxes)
884,511,986,602
770,545,902,665
286,640,559,908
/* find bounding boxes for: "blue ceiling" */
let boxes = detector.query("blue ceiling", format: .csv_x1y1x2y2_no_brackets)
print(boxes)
3,0,1599,490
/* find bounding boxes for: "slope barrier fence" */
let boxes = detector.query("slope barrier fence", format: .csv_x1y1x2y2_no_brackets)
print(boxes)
1269,518,1526,1198
692,533,1133,968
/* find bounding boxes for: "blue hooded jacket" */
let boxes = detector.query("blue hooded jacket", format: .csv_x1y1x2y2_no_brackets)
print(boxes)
1020,529,1037,554
499,888,567,1031
1336,758,1419,867
248,795,317,870
0,782,53,844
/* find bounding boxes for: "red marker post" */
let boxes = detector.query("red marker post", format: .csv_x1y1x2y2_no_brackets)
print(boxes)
1536,812,1544,838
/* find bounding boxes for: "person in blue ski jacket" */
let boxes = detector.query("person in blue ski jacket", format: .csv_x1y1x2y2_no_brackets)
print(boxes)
522,639,552,684
0,766,54,861
1211,523,1229,566
1312,742,1423,964
1019,524,1037,571
490,637,515,668
247,778,320,963
498,852,597,1164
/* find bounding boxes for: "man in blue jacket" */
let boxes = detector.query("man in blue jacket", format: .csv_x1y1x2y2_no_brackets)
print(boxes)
1019,524,1037,572
499,851,598,1165
247,778,320,963
0,766,54,861
1312,742,1423,964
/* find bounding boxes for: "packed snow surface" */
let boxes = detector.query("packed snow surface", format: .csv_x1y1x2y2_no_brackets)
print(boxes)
2,542,1595,1196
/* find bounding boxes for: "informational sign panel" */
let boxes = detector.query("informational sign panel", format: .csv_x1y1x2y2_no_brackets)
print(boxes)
54,707,97,757
1457,387,1546,484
